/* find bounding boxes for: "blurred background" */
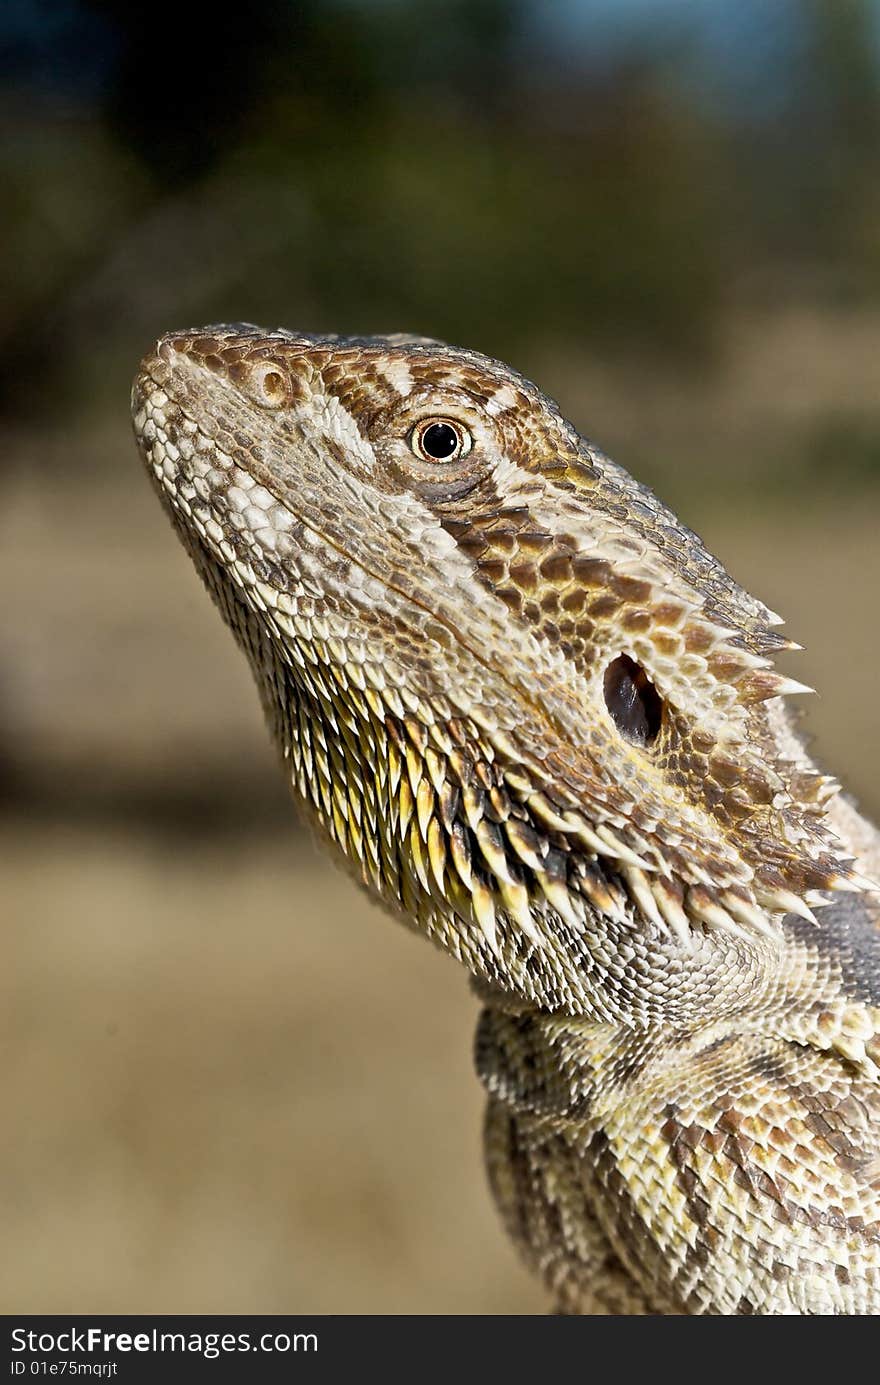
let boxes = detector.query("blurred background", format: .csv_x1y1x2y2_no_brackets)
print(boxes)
2,0,879,1314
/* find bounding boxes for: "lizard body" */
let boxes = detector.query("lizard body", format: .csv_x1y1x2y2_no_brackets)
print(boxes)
132,325,880,1314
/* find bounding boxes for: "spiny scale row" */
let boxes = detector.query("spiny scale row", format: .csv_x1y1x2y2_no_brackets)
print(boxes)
277,638,836,961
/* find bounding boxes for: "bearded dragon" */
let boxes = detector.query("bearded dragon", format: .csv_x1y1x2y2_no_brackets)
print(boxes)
131,325,880,1314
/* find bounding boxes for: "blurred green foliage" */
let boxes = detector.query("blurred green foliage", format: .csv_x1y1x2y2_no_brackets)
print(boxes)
1,0,879,495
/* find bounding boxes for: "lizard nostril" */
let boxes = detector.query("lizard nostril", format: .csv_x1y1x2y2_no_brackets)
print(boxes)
248,362,289,407
603,655,663,747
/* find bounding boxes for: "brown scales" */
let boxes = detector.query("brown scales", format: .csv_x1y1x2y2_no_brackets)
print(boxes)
132,325,880,1313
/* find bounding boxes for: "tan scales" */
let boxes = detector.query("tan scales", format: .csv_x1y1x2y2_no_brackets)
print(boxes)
132,325,880,1314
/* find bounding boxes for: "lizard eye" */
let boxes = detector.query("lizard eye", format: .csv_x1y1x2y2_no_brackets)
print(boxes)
410,418,472,463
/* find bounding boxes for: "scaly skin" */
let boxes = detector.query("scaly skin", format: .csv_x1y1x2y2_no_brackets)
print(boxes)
131,325,880,1314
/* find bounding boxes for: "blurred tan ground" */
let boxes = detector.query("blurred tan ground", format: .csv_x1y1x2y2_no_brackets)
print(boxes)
1,309,879,1313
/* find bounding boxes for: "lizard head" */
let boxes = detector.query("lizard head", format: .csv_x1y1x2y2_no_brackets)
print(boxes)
132,325,865,1024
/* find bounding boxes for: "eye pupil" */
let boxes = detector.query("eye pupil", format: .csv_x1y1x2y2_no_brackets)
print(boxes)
420,422,460,460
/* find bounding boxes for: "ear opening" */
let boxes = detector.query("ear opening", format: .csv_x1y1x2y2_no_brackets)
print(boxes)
604,655,663,747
